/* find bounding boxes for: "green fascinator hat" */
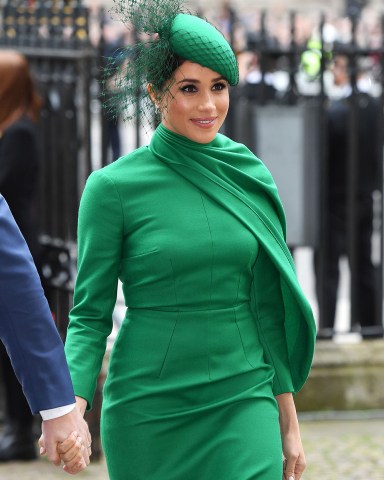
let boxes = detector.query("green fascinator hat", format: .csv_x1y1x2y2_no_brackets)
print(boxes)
169,14,239,86
103,0,239,126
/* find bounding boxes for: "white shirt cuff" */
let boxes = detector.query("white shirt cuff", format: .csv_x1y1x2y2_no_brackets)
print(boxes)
40,403,76,421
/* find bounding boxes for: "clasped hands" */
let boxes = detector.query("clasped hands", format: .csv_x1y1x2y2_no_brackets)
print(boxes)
39,400,91,475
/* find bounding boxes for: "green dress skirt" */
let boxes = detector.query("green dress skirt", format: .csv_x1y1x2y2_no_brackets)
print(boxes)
65,126,315,480
101,193,282,479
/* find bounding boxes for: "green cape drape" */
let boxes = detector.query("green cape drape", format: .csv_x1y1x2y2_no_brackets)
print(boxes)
149,124,316,393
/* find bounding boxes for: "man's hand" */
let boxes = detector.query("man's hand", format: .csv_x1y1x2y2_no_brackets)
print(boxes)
39,404,91,474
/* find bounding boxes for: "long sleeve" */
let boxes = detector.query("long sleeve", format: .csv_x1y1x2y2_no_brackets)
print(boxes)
65,170,124,408
0,195,75,414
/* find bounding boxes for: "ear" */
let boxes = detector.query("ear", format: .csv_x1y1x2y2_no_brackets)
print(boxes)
147,84,159,107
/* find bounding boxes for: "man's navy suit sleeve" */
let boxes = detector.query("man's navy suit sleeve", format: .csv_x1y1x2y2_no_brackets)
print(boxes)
0,195,75,414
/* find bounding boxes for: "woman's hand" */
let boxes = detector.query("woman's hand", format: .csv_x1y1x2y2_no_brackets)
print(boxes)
75,395,88,417
58,432,86,475
276,393,306,480
281,430,306,480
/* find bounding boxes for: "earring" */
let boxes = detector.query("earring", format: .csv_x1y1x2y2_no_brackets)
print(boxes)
154,104,160,115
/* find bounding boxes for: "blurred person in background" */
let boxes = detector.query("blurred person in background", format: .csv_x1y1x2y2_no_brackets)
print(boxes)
86,3,126,163
0,49,47,461
100,17,127,163
237,50,278,104
315,53,383,340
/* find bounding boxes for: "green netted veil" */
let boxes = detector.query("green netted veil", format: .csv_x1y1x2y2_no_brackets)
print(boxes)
102,0,239,128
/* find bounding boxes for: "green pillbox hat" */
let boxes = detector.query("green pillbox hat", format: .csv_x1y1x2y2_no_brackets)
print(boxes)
169,14,239,85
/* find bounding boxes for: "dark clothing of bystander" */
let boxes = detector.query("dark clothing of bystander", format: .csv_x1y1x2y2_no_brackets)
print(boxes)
315,90,382,338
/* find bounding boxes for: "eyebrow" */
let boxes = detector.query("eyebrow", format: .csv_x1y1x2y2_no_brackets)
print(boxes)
176,76,226,84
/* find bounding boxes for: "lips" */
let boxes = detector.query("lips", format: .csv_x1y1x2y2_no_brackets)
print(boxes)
190,117,217,128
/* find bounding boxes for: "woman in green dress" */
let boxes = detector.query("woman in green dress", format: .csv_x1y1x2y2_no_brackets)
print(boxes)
64,1,316,479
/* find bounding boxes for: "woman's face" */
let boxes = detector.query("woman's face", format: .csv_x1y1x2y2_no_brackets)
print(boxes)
158,61,230,144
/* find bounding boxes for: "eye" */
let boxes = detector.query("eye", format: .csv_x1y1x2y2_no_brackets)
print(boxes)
180,84,197,93
212,81,228,91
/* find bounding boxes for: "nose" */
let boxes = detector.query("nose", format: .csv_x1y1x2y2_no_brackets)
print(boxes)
197,90,216,112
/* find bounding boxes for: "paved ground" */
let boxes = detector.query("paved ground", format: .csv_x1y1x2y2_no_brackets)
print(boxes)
0,413,383,479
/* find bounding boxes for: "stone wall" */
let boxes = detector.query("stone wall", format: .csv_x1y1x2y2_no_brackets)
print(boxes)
295,340,384,412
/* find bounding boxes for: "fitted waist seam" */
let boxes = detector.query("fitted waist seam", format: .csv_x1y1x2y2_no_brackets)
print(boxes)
128,301,250,313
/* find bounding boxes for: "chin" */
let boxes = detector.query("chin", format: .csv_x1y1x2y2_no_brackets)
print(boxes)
190,130,218,144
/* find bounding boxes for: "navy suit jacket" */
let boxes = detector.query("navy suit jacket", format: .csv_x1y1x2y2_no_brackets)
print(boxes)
0,195,75,414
